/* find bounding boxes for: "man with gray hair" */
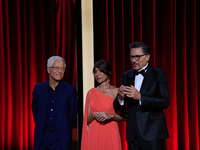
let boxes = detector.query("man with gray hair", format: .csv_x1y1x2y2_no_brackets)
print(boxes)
32,56,78,150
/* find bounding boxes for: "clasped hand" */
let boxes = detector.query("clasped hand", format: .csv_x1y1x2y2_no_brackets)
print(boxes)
92,112,112,122
118,85,141,101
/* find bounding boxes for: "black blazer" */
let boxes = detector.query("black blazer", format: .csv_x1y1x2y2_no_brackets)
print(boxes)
115,63,169,142
32,80,78,150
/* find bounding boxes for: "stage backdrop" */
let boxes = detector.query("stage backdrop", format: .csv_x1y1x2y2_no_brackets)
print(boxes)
93,0,200,150
0,0,76,149
0,0,200,150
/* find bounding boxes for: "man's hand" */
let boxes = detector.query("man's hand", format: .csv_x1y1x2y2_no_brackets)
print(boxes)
118,85,125,101
124,85,141,101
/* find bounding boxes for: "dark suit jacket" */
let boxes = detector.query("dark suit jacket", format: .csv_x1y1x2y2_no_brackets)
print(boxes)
114,63,169,142
32,80,78,150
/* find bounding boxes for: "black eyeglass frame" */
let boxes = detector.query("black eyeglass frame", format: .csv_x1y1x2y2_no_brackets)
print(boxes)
129,54,146,61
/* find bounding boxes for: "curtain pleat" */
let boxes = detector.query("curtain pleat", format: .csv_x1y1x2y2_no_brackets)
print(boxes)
186,0,199,149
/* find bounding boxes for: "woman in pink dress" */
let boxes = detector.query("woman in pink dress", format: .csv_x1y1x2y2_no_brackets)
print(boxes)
81,59,125,150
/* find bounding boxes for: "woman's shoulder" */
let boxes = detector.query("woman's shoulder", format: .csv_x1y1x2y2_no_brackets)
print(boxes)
110,85,118,96
110,85,118,90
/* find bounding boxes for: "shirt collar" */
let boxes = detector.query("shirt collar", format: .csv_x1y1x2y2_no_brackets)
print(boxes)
48,80,62,91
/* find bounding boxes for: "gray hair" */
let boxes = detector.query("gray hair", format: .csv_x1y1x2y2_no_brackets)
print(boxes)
47,56,66,69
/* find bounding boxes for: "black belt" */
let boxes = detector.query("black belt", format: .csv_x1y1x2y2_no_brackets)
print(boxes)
43,127,56,132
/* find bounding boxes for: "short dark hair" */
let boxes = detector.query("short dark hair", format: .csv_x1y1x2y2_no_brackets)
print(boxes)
93,59,112,78
129,42,150,54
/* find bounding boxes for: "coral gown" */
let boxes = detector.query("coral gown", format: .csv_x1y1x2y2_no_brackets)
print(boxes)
81,88,122,150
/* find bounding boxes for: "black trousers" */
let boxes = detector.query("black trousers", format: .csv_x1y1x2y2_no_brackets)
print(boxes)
128,129,166,150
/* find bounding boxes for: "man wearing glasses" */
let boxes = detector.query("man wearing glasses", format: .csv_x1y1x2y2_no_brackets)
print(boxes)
32,56,78,150
115,42,169,150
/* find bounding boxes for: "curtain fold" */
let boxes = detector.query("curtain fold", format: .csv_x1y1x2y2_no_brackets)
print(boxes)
93,0,200,150
0,0,76,149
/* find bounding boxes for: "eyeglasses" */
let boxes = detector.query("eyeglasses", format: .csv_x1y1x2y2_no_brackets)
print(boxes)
129,54,146,61
51,67,65,71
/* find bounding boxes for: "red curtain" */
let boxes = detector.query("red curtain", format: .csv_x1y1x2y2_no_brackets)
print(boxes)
0,0,76,149
93,0,200,150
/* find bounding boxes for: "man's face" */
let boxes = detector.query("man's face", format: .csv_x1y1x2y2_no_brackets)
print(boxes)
130,47,150,70
47,60,65,82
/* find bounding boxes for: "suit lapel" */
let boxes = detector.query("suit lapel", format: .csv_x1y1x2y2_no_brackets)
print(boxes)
41,81,49,113
126,69,136,86
56,81,65,112
140,64,153,94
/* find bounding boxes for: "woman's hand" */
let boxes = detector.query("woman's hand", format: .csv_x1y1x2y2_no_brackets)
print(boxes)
91,112,99,119
94,112,114,122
